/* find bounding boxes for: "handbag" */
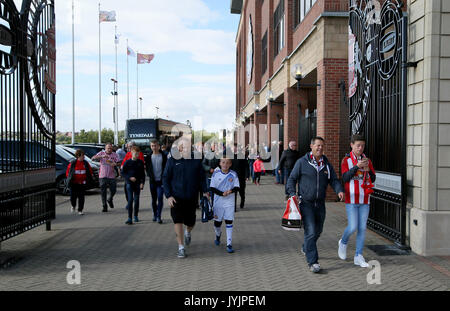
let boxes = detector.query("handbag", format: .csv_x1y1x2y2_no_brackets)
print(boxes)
201,196,214,223
281,196,302,231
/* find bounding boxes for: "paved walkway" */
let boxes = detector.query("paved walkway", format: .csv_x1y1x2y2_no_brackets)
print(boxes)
0,176,449,291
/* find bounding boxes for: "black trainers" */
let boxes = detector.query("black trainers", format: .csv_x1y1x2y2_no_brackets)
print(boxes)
102,207,108,213
108,200,114,209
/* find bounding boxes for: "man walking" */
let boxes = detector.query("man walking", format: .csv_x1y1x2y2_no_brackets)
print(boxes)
163,138,208,258
286,137,344,273
231,143,249,210
145,139,167,223
92,143,119,212
279,141,300,200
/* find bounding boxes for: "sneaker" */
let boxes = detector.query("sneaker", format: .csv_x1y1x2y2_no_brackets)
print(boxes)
354,255,370,268
226,245,234,253
301,247,306,256
338,239,347,260
125,218,132,225
214,235,220,246
152,216,157,222
185,233,191,246
310,263,321,273
134,216,139,223
78,211,84,216
102,208,108,213
71,206,75,213
177,248,186,258
108,200,114,209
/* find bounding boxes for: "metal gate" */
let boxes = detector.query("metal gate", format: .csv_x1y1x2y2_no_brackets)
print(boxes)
347,0,407,245
298,108,316,157
0,0,56,242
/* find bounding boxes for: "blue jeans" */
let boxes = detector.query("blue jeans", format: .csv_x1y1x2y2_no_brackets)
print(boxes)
249,160,255,182
341,204,370,256
284,168,292,195
126,183,141,219
300,201,326,266
150,180,164,220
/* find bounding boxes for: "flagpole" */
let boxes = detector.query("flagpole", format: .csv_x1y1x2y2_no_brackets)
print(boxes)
126,39,130,120
136,52,139,119
72,0,75,144
114,25,118,145
98,2,102,144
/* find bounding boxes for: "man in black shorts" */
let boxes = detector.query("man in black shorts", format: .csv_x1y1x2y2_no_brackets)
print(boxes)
162,137,208,258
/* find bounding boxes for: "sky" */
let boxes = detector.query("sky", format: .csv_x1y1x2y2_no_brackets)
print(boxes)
13,0,240,134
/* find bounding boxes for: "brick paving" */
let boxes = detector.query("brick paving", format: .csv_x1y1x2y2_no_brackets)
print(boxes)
0,176,449,291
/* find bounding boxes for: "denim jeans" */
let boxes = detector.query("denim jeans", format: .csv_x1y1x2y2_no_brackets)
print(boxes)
249,160,255,182
150,180,164,219
300,201,326,266
341,204,370,256
126,183,141,219
284,168,293,195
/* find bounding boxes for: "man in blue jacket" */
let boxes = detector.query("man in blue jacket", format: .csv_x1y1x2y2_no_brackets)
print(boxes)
163,137,208,258
287,137,344,273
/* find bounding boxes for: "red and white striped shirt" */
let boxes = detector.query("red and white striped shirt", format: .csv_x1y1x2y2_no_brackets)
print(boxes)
341,153,375,204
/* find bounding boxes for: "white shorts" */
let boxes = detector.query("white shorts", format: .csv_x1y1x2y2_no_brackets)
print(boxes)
213,204,235,222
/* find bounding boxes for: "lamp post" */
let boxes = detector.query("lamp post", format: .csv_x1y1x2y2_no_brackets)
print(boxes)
111,78,118,145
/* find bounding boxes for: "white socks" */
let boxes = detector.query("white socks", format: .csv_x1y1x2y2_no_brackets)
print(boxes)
226,224,233,246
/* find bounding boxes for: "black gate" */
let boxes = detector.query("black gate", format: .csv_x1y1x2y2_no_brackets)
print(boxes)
298,108,316,156
0,0,56,242
347,0,407,245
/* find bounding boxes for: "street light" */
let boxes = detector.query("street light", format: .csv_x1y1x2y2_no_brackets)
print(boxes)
290,63,321,90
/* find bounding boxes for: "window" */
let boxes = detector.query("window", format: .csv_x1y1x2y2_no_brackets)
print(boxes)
261,31,268,75
294,0,317,28
274,0,285,57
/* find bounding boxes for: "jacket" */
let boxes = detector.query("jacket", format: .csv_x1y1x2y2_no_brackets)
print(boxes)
202,156,220,179
231,155,250,180
121,158,146,186
66,159,94,187
163,154,207,200
144,151,168,183
286,153,344,202
253,159,265,173
279,148,301,171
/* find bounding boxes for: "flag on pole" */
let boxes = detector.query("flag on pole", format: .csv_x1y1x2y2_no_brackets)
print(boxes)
137,53,155,64
99,10,116,22
115,33,121,44
127,46,136,57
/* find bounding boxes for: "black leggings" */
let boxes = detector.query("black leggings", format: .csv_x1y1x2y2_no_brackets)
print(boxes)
254,172,261,183
70,184,86,212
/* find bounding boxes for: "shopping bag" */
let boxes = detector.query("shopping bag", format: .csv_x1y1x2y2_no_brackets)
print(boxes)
201,196,214,223
281,196,302,231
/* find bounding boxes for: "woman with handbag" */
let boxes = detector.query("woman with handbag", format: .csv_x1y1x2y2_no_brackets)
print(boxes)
339,135,376,268
66,149,94,215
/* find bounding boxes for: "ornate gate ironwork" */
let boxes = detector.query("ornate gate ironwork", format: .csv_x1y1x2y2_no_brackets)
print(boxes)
0,0,56,242
347,0,407,245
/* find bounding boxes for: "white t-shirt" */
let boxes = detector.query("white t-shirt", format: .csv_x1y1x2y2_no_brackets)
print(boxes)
210,168,240,210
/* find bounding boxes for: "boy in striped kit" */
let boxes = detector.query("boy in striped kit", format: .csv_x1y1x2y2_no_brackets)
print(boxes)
210,158,240,253
338,134,376,268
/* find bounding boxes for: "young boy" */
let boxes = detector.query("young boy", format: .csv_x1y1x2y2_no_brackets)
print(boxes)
121,146,145,225
252,155,265,186
210,158,240,253
339,134,376,268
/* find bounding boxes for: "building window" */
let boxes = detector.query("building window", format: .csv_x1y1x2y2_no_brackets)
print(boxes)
261,31,267,75
294,0,317,28
274,0,285,57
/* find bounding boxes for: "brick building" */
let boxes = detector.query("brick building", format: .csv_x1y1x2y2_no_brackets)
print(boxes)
232,0,349,182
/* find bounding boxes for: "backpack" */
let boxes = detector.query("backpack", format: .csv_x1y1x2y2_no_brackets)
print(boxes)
201,196,214,223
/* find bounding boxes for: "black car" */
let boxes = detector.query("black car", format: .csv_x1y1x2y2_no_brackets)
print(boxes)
63,143,106,158
0,139,52,173
56,145,100,195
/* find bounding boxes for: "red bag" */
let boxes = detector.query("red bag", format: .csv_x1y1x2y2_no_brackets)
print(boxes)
281,196,302,231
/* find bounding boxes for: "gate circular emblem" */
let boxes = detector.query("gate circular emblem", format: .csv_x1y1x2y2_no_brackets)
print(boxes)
0,0,20,75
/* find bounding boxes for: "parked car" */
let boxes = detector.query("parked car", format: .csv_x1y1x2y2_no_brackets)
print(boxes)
63,143,105,158
60,145,100,170
0,139,52,173
56,145,100,195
